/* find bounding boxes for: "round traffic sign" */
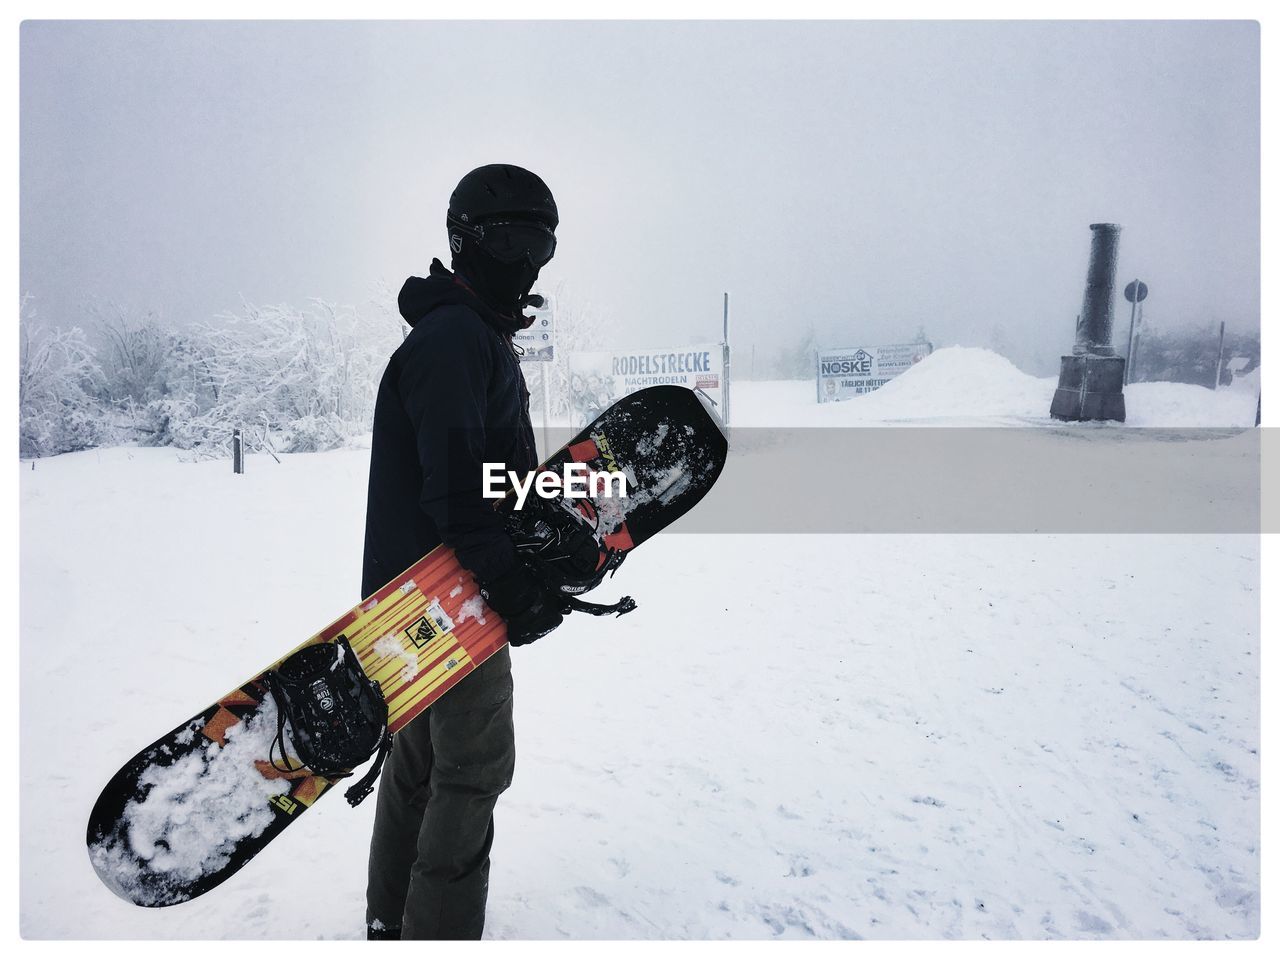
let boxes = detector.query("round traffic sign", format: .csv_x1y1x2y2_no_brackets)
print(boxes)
1124,280,1149,303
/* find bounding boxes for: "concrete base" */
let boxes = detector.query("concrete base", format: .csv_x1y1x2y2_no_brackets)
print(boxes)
1050,354,1127,422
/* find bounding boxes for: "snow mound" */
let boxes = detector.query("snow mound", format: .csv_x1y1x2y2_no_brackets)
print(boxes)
732,348,1056,426
842,346,1055,420
1125,380,1259,428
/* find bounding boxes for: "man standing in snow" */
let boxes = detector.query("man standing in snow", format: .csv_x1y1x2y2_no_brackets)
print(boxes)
361,164,564,940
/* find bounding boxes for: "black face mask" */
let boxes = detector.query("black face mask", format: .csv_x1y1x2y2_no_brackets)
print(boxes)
449,216,556,316
453,246,542,316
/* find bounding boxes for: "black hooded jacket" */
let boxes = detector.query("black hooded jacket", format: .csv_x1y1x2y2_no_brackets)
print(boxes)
361,259,538,597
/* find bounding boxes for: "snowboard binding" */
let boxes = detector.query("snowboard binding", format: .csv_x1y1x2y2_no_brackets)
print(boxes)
265,635,391,807
505,496,636,617
505,495,622,594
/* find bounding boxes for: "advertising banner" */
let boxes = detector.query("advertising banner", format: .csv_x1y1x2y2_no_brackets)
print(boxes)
816,342,933,403
568,344,724,426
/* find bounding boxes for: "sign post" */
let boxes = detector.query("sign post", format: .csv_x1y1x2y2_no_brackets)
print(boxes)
1122,279,1148,386
722,292,731,427
516,295,556,455
1214,320,1227,391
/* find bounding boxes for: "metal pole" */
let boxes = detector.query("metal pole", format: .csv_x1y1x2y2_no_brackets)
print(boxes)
722,292,731,426
541,364,551,458
1130,333,1140,383
1124,284,1139,386
232,427,244,474
1214,321,1226,390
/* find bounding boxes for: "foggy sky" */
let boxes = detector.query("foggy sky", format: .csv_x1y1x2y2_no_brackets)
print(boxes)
20,20,1259,375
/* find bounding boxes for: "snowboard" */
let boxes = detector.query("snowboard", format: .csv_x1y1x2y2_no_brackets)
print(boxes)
86,385,727,908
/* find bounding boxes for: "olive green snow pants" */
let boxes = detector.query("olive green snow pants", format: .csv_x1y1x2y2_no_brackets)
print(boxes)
365,646,515,940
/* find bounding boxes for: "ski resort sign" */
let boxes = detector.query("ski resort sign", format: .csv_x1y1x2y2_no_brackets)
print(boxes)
568,344,724,427
816,342,932,403
514,295,555,362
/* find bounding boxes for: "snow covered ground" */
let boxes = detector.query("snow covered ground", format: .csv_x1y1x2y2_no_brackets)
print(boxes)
19,349,1260,939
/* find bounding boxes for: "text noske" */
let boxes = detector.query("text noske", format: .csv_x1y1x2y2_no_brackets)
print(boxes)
483,463,628,510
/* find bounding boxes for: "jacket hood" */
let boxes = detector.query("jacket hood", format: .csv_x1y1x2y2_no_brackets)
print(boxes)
398,259,532,337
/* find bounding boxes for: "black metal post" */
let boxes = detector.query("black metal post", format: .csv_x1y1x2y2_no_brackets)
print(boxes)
1214,321,1227,390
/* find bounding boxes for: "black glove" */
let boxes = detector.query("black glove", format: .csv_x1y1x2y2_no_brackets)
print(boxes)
503,498,624,596
479,561,564,647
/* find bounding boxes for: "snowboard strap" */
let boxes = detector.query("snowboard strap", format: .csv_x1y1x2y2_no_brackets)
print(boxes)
563,594,637,617
269,694,305,777
269,703,392,808
343,730,392,807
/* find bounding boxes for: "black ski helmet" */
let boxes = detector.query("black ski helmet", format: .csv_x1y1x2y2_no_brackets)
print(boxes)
446,164,557,316
447,164,558,231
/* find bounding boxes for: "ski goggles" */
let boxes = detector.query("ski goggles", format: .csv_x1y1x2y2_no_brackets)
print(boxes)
449,216,557,266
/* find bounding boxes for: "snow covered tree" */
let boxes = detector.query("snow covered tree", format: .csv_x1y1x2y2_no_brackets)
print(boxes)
777,323,818,379
159,298,402,455
18,297,109,457
1130,324,1228,388
89,305,190,445
94,306,170,407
